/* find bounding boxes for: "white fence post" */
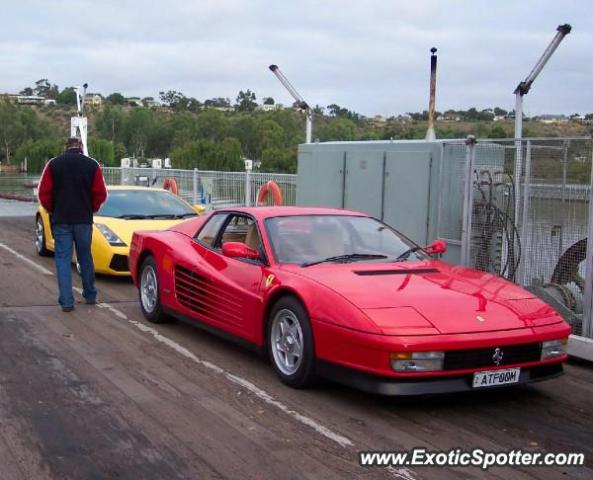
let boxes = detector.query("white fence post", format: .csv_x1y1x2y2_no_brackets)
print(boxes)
192,168,198,205
519,140,532,285
461,135,476,266
244,160,253,207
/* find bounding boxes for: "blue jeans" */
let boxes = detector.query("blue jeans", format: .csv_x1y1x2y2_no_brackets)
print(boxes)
52,224,97,307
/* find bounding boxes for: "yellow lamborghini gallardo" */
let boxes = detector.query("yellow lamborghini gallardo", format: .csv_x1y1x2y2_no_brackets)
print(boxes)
35,186,204,276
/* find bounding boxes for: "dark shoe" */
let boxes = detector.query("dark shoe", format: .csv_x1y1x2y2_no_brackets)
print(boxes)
61,305,74,312
85,298,97,305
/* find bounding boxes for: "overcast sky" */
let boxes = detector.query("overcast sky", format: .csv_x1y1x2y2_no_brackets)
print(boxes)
1,0,590,116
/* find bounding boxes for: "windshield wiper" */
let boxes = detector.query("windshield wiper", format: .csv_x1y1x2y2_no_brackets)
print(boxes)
301,253,387,268
173,213,198,218
394,246,422,262
116,214,151,219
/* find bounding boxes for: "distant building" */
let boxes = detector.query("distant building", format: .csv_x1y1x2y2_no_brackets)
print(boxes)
143,98,161,108
368,115,387,127
43,99,57,106
256,103,282,112
85,93,103,107
441,111,461,121
16,95,45,105
536,114,568,124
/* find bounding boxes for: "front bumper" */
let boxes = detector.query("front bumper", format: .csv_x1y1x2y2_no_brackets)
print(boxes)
316,360,564,396
92,245,131,276
311,316,570,395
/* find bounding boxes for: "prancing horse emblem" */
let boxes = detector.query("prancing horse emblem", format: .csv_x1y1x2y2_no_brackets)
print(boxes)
492,347,504,366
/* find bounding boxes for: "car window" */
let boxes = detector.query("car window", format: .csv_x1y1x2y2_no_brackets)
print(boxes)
216,214,262,251
196,214,227,246
265,215,424,265
98,189,196,218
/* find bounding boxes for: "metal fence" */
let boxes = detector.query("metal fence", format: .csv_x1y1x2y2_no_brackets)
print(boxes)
441,137,593,337
102,167,297,209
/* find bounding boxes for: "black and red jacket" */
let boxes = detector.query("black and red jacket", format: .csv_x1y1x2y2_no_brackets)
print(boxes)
38,148,108,224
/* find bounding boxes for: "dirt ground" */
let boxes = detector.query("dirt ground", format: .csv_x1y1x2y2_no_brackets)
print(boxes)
1,215,592,480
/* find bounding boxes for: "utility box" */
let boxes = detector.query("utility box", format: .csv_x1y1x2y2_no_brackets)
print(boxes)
297,140,505,264
298,141,441,245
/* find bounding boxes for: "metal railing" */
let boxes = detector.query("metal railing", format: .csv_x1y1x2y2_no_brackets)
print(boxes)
102,167,297,209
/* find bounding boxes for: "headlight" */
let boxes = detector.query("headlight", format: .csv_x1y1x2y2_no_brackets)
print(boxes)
96,223,126,246
541,338,568,360
390,351,445,372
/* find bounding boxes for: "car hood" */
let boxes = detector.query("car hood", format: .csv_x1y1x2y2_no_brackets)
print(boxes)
283,261,562,335
94,216,188,246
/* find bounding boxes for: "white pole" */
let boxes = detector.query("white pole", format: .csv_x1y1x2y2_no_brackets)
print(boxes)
192,168,198,205
461,135,476,266
514,92,523,227
245,170,251,207
519,140,532,285
305,110,312,144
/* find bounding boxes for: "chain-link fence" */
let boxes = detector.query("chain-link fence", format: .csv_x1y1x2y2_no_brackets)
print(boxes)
444,137,593,337
102,167,297,209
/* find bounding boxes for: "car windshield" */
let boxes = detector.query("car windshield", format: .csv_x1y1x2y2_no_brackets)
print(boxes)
97,189,197,218
265,215,426,265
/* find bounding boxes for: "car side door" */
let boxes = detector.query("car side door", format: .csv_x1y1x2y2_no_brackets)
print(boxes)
204,214,267,342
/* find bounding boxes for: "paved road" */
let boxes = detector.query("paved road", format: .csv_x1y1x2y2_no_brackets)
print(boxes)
0,216,592,480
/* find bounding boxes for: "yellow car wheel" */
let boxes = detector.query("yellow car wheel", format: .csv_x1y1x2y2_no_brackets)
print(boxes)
35,215,51,257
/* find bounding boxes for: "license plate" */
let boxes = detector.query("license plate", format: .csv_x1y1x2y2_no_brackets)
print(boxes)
472,367,520,388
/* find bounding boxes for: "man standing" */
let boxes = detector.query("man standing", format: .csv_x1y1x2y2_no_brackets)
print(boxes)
38,137,108,312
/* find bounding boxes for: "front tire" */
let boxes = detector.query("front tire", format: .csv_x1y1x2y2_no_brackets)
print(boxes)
139,256,167,323
267,296,316,388
35,216,51,256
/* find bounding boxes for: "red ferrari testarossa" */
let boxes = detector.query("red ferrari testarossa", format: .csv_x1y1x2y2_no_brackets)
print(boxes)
129,207,570,395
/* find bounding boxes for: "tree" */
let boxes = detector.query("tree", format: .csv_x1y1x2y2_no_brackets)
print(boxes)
33,79,59,99
489,125,508,139
326,103,360,121
0,100,26,163
88,138,115,166
57,87,77,105
13,139,62,173
95,106,126,143
124,108,155,157
106,93,126,105
263,97,275,105
195,109,227,142
204,97,231,108
20,87,33,96
235,90,257,112
257,120,284,154
317,118,356,141
158,90,192,110
494,107,508,117
216,137,243,170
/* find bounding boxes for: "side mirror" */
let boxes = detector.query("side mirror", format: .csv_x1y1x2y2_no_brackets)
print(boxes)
193,204,206,215
222,242,260,260
424,239,447,256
